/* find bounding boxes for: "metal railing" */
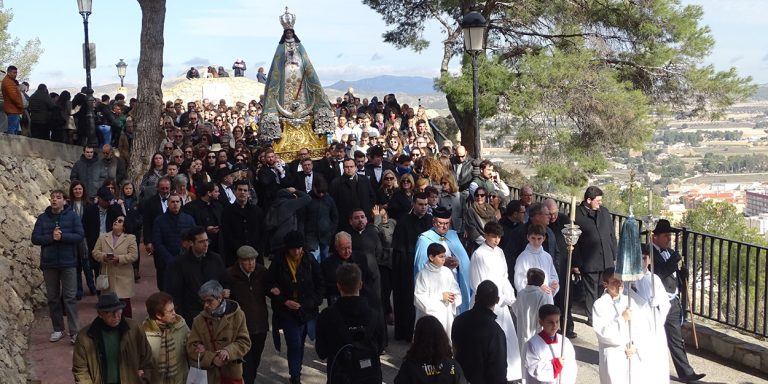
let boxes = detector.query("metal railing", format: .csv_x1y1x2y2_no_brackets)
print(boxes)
510,186,768,338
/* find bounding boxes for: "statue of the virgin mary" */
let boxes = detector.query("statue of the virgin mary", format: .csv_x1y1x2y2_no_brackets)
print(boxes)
258,7,335,159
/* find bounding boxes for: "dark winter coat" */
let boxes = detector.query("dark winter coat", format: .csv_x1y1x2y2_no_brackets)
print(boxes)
152,211,196,265
221,263,269,335
316,296,385,384
572,204,617,273
31,206,84,270
303,192,339,251
451,306,507,384
166,249,227,326
70,154,103,198
266,252,324,324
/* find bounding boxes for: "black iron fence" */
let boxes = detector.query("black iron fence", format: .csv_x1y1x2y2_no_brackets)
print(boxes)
510,187,768,338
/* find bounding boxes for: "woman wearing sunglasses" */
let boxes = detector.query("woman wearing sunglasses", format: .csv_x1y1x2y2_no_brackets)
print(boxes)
92,215,139,318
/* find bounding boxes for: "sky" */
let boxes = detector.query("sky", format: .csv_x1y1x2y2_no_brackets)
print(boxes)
4,0,768,89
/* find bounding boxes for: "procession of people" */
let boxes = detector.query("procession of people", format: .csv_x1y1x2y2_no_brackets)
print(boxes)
22,7,709,384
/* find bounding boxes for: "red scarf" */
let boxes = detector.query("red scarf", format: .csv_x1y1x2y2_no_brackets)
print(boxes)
538,331,563,378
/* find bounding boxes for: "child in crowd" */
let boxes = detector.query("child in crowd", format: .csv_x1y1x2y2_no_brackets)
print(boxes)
635,243,671,384
524,304,577,384
512,268,554,353
469,221,522,382
514,224,560,295
592,274,650,383
414,243,462,337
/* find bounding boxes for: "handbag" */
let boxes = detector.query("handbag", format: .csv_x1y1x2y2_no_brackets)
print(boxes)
95,262,109,291
186,353,208,384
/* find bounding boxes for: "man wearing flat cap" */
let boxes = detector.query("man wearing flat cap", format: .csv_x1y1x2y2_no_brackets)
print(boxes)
220,246,269,384
652,219,706,383
73,292,155,383
413,206,472,314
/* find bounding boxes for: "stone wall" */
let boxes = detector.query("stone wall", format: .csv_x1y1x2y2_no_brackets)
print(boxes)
0,137,75,383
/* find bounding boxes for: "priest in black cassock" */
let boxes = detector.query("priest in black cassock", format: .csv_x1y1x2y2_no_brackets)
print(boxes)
391,192,433,341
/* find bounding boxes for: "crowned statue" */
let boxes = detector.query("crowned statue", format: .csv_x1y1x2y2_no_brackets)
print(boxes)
258,7,335,160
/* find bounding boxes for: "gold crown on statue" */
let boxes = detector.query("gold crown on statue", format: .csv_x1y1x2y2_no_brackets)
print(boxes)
280,7,296,30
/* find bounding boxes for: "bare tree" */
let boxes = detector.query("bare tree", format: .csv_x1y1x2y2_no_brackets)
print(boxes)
128,0,166,186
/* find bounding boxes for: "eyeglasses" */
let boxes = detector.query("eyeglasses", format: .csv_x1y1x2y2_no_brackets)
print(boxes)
476,194,486,197
185,150,193,154
115,218,124,223
207,155,216,158
384,177,395,180
490,195,499,199
164,147,173,150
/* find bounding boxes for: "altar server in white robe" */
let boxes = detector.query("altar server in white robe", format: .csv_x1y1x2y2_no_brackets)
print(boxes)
512,267,554,353
469,221,522,381
414,242,462,336
635,243,671,384
592,274,652,384
513,224,560,296
525,304,577,384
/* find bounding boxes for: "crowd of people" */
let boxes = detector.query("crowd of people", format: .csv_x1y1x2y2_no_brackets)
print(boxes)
21,72,707,383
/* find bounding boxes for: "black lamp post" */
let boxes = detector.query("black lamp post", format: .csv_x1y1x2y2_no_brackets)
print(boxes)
116,59,127,88
78,0,97,148
461,9,488,159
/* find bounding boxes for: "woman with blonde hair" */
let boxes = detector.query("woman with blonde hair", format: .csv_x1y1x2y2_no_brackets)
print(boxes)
439,175,464,236
377,169,399,207
463,187,497,256
388,173,416,220
420,156,449,186
385,136,404,160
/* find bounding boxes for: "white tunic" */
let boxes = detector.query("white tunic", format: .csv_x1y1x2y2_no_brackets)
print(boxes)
592,290,651,384
414,262,462,337
524,333,578,384
469,243,523,381
635,271,671,384
513,244,559,296
512,285,554,353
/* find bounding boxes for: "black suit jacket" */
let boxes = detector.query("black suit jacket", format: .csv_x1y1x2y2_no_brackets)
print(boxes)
364,161,395,191
141,194,167,245
315,157,344,183
329,174,375,226
289,172,316,194
653,246,684,295
256,166,286,208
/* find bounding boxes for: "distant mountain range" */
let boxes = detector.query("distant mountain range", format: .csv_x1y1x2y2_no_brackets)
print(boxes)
327,75,439,96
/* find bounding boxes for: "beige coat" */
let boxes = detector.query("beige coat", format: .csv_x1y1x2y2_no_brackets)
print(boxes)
142,315,190,384
92,232,138,298
186,300,251,383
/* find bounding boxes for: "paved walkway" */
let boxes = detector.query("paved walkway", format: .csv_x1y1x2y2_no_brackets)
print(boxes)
25,252,768,383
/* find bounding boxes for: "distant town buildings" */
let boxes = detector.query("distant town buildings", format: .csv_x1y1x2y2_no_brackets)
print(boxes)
745,189,768,216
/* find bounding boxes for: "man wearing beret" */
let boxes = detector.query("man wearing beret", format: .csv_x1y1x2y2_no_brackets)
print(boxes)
652,219,706,383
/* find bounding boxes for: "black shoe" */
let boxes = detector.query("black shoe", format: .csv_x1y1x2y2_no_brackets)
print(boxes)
566,331,578,339
681,373,706,382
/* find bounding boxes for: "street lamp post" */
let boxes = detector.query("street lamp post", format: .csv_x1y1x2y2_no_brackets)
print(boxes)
461,9,488,159
78,0,97,148
116,59,127,87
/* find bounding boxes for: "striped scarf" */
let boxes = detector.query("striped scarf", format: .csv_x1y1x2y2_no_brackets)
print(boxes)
157,323,179,380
